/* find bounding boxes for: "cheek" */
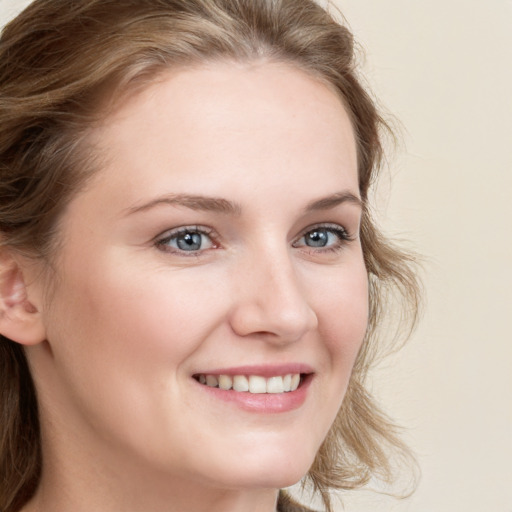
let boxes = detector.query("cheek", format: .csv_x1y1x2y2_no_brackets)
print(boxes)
42,258,227,452
314,262,369,365
47,259,239,425
310,264,368,437
290,261,368,457
57,266,218,369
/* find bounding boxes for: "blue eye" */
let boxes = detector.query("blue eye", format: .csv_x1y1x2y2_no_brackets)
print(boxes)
157,227,214,253
175,232,203,251
304,229,332,247
294,225,351,250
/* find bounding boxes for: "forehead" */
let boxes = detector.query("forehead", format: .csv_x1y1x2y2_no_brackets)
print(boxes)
84,60,358,206
96,60,355,151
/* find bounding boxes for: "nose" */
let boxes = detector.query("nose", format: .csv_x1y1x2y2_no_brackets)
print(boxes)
228,250,318,344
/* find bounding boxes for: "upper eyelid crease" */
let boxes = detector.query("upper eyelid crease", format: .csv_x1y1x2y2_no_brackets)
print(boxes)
156,225,216,242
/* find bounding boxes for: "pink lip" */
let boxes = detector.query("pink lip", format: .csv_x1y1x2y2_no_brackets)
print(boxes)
192,365,314,414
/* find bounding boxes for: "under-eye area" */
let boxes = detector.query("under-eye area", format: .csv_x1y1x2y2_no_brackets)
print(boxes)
193,373,311,394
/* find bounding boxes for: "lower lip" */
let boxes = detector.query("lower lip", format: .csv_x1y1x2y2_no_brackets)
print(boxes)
195,375,313,413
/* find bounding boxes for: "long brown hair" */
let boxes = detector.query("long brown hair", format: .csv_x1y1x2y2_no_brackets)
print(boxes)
0,1,420,511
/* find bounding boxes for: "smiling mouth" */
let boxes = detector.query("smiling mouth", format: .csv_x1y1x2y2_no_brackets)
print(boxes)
193,373,305,394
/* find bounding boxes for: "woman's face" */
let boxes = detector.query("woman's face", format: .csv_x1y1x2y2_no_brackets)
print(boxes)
33,62,368,492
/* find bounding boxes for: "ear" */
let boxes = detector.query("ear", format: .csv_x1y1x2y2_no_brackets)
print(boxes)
0,250,46,346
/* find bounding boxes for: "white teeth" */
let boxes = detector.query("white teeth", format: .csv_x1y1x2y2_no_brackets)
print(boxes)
248,375,267,393
266,376,284,394
233,375,249,392
218,374,232,390
290,374,301,391
283,374,292,392
198,373,303,394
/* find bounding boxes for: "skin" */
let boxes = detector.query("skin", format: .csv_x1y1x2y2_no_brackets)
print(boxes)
17,61,368,512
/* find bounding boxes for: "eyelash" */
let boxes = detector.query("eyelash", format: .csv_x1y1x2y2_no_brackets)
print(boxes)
155,225,217,256
154,223,354,256
292,223,354,253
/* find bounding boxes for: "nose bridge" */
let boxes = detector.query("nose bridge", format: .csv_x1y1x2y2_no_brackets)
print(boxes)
230,241,318,342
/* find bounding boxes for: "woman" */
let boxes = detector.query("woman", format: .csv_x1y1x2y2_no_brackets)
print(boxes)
0,1,420,511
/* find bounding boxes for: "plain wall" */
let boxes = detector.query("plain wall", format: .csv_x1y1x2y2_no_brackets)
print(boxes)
330,1,512,511
1,1,511,511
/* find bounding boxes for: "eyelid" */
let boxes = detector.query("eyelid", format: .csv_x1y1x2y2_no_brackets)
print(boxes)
154,225,218,254
152,222,355,256
295,222,353,240
292,222,355,251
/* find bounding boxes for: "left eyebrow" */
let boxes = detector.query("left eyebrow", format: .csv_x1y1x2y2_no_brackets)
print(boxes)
304,191,363,212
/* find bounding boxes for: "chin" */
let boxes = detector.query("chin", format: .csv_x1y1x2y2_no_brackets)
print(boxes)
206,441,317,490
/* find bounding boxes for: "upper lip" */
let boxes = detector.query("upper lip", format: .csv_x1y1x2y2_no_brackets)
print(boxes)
193,363,314,378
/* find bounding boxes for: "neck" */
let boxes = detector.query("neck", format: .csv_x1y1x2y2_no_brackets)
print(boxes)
23,475,280,512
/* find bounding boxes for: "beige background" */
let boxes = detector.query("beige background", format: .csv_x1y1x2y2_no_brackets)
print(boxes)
1,1,511,511
327,1,512,511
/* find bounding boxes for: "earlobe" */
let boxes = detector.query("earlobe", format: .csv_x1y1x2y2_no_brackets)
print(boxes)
0,251,46,346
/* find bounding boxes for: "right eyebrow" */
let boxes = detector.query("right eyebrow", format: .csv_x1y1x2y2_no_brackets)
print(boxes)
123,193,242,217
